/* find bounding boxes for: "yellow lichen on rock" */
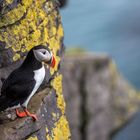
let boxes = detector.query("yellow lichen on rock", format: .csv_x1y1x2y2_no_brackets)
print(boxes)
5,0,14,4
13,53,21,61
0,0,63,65
27,136,38,140
0,0,33,27
51,74,66,114
46,115,71,140
57,24,64,39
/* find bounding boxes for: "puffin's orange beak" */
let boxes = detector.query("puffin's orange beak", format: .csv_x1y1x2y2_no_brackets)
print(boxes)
49,55,56,68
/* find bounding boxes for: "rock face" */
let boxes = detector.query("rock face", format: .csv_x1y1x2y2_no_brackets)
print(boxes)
62,54,140,140
0,0,70,139
0,86,70,140
0,0,64,85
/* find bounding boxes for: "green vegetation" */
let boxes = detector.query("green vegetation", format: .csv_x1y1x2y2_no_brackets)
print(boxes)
65,47,87,56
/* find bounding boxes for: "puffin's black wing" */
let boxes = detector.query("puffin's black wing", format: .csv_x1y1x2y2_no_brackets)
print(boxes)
0,69,36,111
4,80,36,99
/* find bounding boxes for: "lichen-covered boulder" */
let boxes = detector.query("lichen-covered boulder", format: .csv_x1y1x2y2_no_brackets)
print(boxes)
0,0,70,139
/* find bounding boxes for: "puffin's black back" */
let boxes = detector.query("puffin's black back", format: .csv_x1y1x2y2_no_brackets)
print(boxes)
0,67,36,111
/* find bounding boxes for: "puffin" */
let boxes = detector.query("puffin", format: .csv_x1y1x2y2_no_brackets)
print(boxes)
0,45,56,121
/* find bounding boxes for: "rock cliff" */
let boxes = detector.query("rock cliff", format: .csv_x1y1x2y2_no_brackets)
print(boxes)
0,0,70,139
62,53,140,140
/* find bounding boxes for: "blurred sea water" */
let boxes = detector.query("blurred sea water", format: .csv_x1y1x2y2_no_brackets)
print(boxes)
61,0,140,89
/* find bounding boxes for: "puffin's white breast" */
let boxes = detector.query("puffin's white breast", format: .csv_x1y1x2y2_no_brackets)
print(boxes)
34,65,45,89
22,66,45,107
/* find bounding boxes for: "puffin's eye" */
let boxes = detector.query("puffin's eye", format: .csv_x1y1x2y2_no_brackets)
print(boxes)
42,51,46,55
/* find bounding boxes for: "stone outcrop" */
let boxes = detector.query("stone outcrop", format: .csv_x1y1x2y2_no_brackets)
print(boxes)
0,85,70,140
0,0,70,139
62,54,140,140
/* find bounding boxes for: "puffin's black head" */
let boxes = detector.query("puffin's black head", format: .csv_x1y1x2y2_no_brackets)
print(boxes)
32,45,56,68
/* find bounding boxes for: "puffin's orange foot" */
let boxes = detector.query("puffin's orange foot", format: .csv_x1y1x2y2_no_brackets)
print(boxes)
16,108,38,121
16,109,27,118
24,109,38,121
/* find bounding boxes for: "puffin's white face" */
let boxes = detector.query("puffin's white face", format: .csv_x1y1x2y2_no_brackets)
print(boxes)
33,48,56,68
33,48,52,62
